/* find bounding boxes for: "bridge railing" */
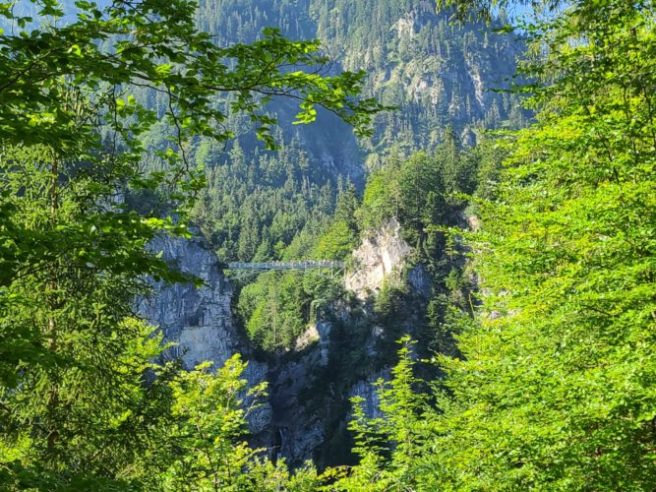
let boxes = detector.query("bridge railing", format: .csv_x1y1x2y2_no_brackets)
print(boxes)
226,260,344,271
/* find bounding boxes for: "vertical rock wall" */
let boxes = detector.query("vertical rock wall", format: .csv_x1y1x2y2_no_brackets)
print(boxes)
137,234,271,434
137,223,429,467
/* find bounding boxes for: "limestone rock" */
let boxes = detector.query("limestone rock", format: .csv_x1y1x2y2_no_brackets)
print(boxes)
345,218,412,299
137,233,271,434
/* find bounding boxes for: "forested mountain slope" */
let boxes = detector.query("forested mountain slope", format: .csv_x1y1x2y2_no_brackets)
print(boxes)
5,0,655,490
138,0,525,468
185,0,524,262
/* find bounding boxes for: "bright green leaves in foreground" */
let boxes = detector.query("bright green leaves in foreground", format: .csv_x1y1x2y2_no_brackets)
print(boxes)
341,1,656,490
0,0,378,489
158,357,265,490
436,4,656,488
336,338,429,492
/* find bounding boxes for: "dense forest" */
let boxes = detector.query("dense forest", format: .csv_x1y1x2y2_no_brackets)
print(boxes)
2,0,656,491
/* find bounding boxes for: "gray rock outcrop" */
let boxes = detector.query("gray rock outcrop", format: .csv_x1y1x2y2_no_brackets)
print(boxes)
137,233,271,434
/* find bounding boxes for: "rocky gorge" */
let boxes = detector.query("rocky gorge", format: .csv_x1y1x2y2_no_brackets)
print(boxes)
138,219,430,467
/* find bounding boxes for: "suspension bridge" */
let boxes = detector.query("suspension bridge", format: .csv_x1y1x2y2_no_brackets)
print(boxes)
225,260,344,271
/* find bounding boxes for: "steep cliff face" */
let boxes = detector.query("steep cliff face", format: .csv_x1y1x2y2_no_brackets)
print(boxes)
266,220,430,467
137,223,432,467
137,234,271,433
268,338,331,464
345,218,412,299
348,371,388,420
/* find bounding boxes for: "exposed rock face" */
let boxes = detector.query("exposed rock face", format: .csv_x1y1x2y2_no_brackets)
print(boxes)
345,218,412,299
408,264,432,299
265,317,338,465
137,233,271,434
269,351,328,463
348,370,389,420
294,321,331,366
137,226,431,467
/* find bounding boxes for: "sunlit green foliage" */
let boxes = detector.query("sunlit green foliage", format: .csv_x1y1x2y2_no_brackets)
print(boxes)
158,356,263,490
335,338,429,491
237,269,345,352
0,0,377,488
346,1,656,490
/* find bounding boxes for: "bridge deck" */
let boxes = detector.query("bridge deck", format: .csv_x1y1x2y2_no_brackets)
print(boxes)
226,260,344,271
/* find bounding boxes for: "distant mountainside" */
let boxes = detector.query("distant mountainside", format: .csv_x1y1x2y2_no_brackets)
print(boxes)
29,0,522,261
196,0,524,160
185,0,525,261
